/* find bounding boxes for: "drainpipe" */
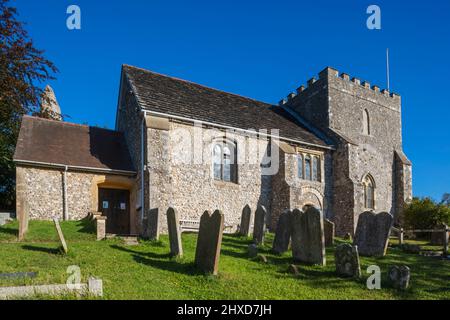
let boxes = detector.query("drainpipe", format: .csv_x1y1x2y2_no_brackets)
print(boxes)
62,166,68,221
140,113,146,223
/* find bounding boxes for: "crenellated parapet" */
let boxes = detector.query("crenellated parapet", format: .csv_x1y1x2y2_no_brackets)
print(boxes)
279,67,401,107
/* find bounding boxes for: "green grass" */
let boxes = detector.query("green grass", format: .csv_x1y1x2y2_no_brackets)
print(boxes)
0,220,449,300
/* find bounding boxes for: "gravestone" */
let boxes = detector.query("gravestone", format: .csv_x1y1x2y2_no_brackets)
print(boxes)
272,209,292,254
256,254,267,264
248,244,258,258
291,207,326,265
287,264,300,276
324,218,335,247
430,224,446,245
147,208,160,240
239,205,252,237
334,243,361,278
195,210,224,275
18,198,29,241
354,211,393,257
167,207,183,257
96,216,106,241
253,205,267,245
53,218,68,254
388,265,410,290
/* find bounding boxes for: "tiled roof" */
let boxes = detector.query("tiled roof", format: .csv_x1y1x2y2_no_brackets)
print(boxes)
123,65,330,148
14,116,135,173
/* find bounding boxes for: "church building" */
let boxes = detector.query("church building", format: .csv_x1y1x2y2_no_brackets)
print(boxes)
13,65,412,237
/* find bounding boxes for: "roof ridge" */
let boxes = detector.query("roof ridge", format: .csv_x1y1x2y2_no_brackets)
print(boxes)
24,115,121,134
122,64,274,108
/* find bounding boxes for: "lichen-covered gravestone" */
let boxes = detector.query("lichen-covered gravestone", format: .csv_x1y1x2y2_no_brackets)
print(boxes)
253,205,267,245
334,243,361,278
272,209,292,254
354,211,393,257
167,207,183,257
291,207,326,265
388,265,410,290
53,218,68,254
195,210,224,275
239,205,252,237
324,218,335,247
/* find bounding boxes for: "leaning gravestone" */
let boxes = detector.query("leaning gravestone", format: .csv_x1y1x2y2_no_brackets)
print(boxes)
239,205,252,237
253,205,267,245
324,218,335,247
272,209,292,254
53,218,68,254
335,243,361,278
354,211,393,257
388,265,410,290
167,207,183,257
291,207,326,265
18,198,29,241
195,210,224,275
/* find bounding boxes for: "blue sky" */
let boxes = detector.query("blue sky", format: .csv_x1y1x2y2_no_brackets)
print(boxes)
14,0,450,200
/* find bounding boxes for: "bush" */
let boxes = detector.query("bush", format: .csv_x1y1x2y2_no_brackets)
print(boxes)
404,197,450,231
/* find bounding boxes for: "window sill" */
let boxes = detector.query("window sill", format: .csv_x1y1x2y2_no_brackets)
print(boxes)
297,178,323,184
212,180,240,189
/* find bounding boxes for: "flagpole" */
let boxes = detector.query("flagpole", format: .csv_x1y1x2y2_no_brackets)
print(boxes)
386,48,390,92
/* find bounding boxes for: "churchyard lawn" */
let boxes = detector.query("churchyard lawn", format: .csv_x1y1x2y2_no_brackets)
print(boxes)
0,220,448,300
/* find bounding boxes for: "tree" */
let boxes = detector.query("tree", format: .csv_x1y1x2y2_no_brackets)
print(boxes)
0,0,57,209
441,193,450,206
404,197,450,231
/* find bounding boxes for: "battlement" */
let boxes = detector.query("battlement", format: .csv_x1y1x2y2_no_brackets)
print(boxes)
278,67,400,106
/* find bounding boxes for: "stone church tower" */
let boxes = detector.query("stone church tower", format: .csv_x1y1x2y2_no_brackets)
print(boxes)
282,67,412,235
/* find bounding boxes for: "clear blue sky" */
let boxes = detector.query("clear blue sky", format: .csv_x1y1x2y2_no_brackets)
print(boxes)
14,0,450,200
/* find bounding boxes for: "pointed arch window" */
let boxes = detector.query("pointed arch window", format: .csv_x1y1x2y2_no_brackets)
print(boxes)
363,109,370,135
213,139,237,183
363,174,375,209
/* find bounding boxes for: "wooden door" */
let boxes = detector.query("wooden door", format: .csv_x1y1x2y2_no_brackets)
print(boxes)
98,188,130,235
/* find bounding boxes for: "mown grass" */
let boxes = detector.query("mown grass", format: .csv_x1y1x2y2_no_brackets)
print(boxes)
0,220,449,300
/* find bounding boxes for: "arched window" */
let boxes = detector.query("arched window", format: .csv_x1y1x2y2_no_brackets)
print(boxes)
297,154,303,179
297,152,322,182
363,174,375,209
212,140,237,183
304,155,311,180
363,109,370,135
312,156,320,182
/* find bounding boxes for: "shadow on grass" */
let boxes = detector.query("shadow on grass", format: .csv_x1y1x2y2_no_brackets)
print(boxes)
110,244,171,259
110,244,202,276
0,225,18,237
220,249,248,260
76,218,96,234
21,245,60,255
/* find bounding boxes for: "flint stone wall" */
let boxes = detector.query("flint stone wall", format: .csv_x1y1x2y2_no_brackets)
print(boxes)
270,146,332,230
15,166,137,227
146,121,275,234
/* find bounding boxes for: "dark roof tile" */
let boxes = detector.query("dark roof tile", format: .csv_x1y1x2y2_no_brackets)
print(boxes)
14,116,135,173
123,65,329,148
